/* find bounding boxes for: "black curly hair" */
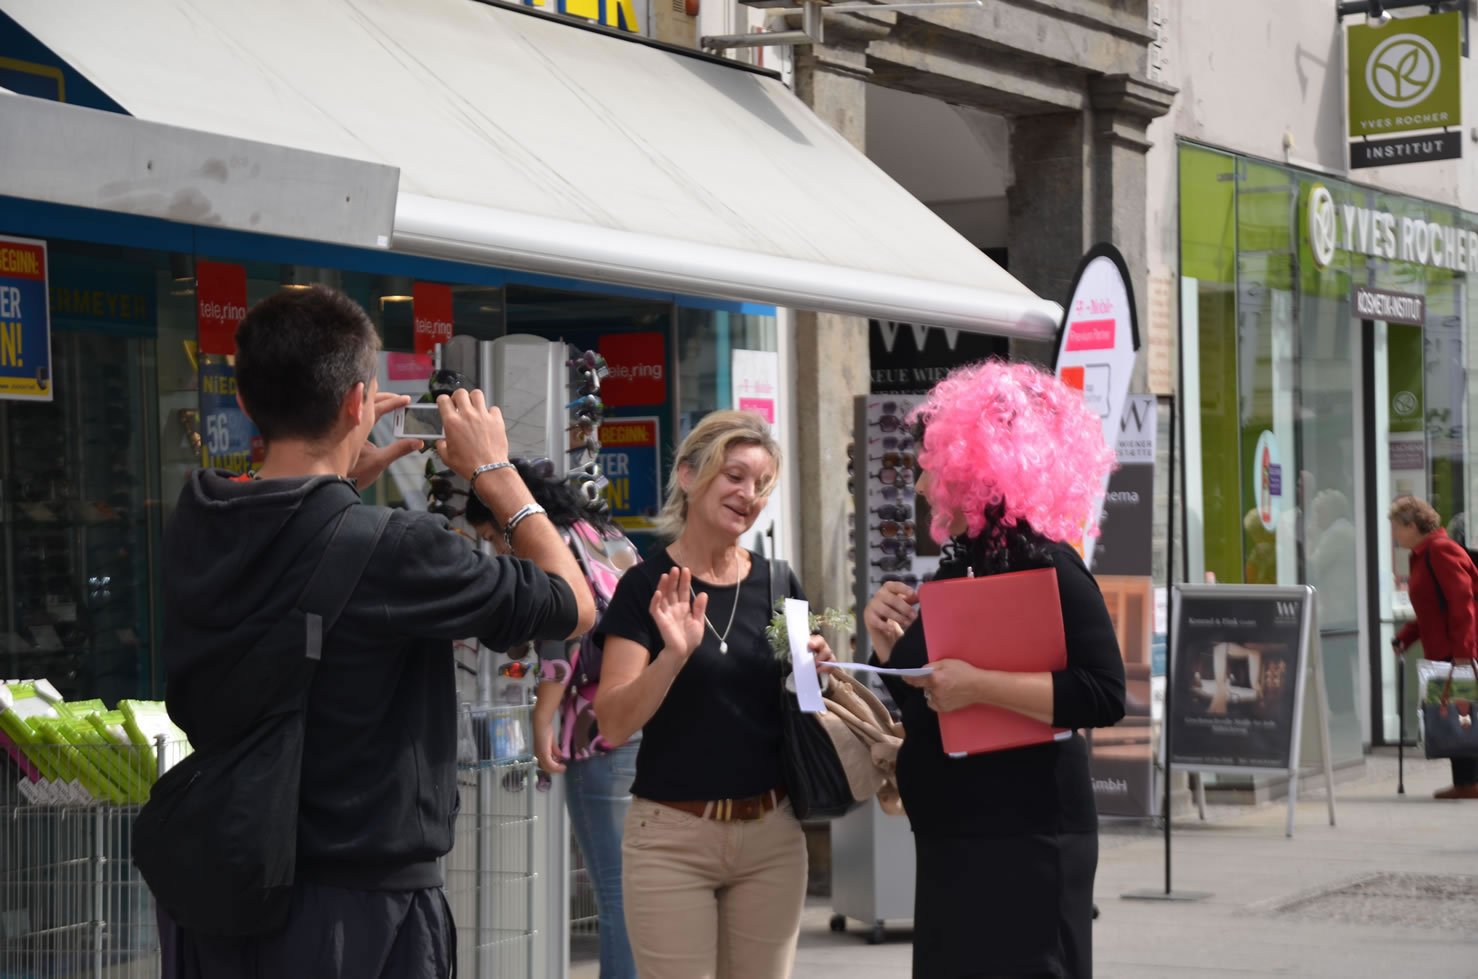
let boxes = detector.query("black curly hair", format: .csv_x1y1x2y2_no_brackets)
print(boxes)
464,460,617,536
938,502,1057,578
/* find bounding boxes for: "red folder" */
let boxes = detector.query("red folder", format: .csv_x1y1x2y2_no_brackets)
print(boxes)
917,567,1068,755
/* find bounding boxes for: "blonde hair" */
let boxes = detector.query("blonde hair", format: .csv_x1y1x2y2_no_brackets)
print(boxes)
656,411,781,540
1389,495,1441,534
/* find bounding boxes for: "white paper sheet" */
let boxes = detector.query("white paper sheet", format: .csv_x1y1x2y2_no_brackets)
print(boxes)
820,661,935,678
785,598,826,714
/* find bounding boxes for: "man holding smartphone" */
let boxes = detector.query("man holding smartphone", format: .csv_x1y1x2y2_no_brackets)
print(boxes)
156,286,595,978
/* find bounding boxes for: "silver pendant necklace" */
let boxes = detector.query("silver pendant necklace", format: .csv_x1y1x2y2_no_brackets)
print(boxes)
677,543,743,654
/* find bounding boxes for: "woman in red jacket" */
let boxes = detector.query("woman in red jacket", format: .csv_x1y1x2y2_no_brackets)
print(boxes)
1390,495,1478,799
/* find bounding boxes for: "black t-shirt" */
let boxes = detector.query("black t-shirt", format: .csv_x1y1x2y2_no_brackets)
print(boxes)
876,542,1126,838
595,548,803,801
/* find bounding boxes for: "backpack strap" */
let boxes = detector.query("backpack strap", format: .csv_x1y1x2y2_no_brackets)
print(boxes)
295,505,393,662
565,527,606,614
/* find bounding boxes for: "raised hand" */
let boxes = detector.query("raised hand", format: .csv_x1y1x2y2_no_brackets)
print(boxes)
649,567,708,665
434,388,511,483
864,580,919,663
348,393,418,487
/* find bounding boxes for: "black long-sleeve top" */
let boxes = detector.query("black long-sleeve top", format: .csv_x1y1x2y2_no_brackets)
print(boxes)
876,542,1126,838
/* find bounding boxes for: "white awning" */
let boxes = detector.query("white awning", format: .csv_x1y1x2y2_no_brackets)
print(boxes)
4,0,1061,338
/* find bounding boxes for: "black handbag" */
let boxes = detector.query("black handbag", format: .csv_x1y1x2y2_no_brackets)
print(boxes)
1422,658,1478,760
1419,548,1478,760
771,559,869,821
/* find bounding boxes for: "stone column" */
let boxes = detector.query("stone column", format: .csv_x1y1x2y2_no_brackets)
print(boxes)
1006,111,1092,365
1005,75,1174,368
790,17,890,626
1089,74,1178,329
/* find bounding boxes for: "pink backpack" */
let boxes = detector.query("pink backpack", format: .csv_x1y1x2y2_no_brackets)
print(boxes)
538,521,642,762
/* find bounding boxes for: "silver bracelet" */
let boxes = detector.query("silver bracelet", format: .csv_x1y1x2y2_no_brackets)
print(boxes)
470,461,514,484
503,503,548,548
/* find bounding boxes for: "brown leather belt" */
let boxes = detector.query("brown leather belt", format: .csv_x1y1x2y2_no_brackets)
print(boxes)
654,787,787,822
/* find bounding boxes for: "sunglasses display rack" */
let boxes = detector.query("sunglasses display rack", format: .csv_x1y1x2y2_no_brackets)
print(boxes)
0,334,154,705
852,395,917,663
850,395,941,666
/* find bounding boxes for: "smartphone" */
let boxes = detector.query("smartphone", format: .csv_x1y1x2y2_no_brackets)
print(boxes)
391,403,446,440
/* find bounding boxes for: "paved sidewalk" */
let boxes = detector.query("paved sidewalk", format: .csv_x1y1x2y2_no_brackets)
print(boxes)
794,750,1478,978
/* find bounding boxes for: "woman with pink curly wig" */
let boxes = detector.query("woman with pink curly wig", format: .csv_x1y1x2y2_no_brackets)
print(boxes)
863,360,1125,979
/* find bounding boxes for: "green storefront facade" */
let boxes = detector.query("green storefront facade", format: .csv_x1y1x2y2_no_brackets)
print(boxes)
1179,141,1476,762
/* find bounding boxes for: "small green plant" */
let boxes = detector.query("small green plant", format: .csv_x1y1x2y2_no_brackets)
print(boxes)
766,600,855,660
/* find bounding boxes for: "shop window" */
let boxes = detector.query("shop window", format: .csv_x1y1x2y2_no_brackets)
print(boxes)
1,238,172,703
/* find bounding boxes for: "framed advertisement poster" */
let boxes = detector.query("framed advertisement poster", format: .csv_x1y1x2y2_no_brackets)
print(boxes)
1166,585,1335,837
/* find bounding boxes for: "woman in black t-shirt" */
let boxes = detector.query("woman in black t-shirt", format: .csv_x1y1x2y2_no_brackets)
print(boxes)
594,410,832,979
865,360,1125,979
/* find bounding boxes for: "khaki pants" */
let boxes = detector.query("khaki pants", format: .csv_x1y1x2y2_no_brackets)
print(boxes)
621,797,808,979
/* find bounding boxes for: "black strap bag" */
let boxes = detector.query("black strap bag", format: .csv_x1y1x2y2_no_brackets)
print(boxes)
771,559,870,821
132,503,390,937
1420,547,1478,760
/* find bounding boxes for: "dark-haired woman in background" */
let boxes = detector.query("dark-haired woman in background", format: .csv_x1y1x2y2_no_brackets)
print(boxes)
468,462,643,978
865,361,1125,978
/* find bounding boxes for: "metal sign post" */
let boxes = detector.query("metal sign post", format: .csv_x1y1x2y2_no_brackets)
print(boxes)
1125,584,1337,902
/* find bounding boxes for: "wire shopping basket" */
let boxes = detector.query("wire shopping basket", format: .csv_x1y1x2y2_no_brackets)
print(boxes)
1,737,184,979
446,702,541,979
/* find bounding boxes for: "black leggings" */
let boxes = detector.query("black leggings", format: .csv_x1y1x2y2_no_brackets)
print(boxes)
1453,757,1478,787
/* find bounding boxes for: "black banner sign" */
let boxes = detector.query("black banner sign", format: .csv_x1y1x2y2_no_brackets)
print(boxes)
1350,131,1462,169
1352,286,1426,326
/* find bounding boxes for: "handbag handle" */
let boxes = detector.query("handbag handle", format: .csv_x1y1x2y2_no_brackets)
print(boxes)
1437,657,1478,712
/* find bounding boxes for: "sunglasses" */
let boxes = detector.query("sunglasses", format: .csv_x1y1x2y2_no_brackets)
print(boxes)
881,573,920,587
852,480,908,499
874,414,903,434
872,520,915,538
570,464,605,488
498,661,532,679
873,452,915,470
874,467,914,486
876,538,915,557
429,502,464,520
566,350,609,376
869,435,914,452
568,435,601,456
568,417,600,435
577,365,603,393
516,457,557,480
872,555,912,572
875,503,912,521
567,394,604,413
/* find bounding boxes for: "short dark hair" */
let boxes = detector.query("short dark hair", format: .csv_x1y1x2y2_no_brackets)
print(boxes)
235,286,380,442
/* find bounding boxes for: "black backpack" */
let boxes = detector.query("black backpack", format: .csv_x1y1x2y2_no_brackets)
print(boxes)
133,503,390,937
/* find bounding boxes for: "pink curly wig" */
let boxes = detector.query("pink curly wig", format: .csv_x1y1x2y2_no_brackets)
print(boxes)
908,360,1117,546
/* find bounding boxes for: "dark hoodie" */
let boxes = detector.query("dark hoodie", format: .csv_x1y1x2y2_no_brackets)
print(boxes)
162,471,578,890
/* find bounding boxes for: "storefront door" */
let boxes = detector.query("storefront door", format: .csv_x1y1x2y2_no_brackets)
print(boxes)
1364,303,1469,744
